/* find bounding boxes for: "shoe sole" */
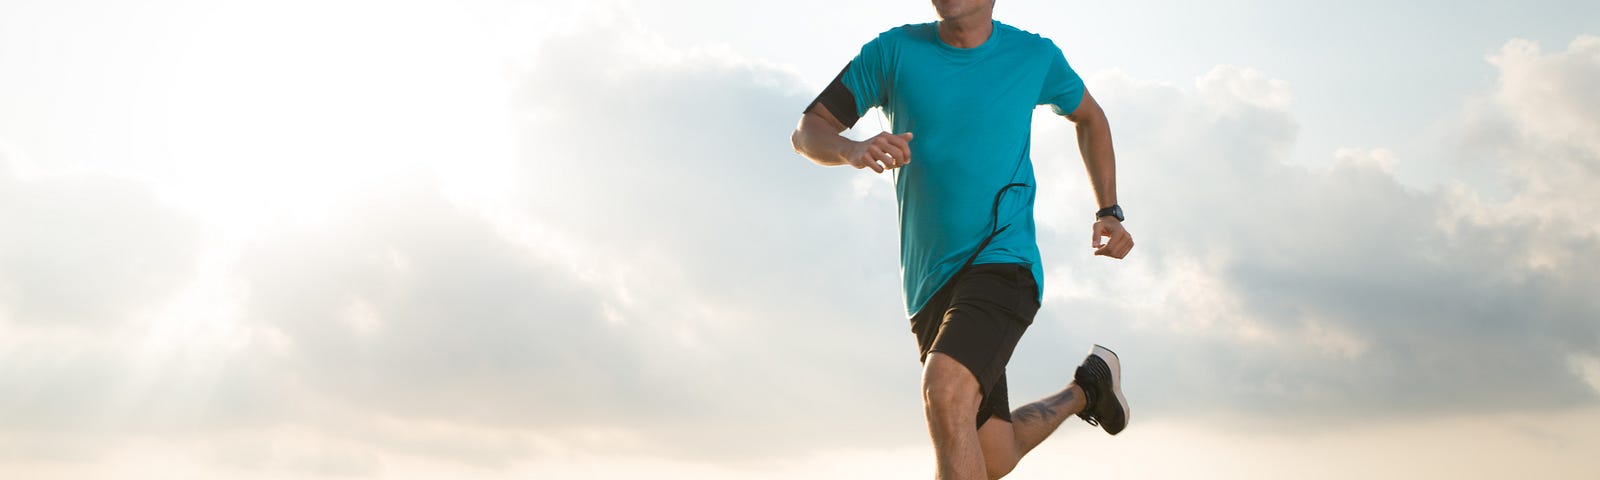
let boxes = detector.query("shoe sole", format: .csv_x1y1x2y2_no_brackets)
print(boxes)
1092,344,1129,433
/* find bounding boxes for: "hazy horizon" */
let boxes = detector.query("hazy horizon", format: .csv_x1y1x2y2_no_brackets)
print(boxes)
1,0,1598,478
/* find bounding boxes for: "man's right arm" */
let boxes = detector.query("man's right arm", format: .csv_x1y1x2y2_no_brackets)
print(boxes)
793,52,910,173
791,99,912,174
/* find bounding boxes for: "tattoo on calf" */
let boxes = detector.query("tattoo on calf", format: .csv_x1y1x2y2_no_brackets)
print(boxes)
1011,388,1076,425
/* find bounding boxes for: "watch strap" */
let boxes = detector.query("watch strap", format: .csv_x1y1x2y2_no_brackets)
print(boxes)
1095,204,1124,222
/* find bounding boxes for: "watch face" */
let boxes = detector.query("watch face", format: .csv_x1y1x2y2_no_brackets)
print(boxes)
1097,205,1124,221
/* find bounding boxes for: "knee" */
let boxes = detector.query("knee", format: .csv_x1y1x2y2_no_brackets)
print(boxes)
921,354,980,416
922,378,976,415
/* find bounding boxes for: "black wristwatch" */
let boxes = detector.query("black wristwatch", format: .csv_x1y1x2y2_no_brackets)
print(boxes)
1095,204,1125,222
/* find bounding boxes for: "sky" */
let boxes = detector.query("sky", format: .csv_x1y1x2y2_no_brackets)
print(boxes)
1,0,1598,478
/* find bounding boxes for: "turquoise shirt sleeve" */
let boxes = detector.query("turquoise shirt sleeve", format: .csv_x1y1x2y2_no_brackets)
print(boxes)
842,36,890,118
1040,41,1086,115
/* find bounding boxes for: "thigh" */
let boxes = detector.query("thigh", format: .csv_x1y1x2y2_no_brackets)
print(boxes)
930,264,1039,393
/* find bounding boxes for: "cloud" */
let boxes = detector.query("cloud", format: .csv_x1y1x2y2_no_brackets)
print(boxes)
204,25,1600,471
1470,35,1600,236
513,10,902,321
1015,40,1600,422
1573,354,1600,396
209,14,926,460
226,172,645,465
3,7,925,471
491,15,1599,458
0,149,199,327
3,3,1598,476
238,174,619,420
0,145,227,465
1488,35,1600,159
505,6,928,450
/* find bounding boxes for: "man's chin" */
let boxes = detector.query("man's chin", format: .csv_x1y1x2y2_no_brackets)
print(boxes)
934,7,981,22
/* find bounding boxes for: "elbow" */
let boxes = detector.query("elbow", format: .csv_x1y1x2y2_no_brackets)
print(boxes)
792,127,829,166
790,129,805,156
791,129,826,166
791,114,844,167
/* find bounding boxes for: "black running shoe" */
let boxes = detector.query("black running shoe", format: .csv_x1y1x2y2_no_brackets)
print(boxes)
1074,344,1129,435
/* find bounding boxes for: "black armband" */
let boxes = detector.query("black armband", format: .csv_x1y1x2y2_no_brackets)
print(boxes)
803,62,862,128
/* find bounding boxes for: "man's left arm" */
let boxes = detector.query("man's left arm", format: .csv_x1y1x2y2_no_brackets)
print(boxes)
1066,91,1134,259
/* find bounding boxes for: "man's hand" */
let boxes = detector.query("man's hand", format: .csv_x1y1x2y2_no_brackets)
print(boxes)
844,132,914,173
792,104,913,173
1091,217,1134,259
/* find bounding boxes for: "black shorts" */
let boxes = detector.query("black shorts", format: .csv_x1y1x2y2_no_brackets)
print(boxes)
909,263,1040,429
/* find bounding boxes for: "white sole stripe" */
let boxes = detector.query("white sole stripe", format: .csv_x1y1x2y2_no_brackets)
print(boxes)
1092,344,1129,426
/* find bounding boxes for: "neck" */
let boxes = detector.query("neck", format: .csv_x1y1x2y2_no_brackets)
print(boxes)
936,15,993,49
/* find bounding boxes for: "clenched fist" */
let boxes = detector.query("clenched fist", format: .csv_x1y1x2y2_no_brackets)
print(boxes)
845,132,914,173
1092,217,1134,259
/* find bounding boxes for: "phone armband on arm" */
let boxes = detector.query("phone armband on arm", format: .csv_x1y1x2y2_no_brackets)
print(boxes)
804,62,862,128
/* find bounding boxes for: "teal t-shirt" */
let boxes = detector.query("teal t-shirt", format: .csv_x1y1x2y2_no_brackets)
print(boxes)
839,21,1086,316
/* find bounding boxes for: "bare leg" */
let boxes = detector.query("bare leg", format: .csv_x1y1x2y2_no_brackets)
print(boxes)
922,352,987,480
976,384,1087,478
1011,384,1086,453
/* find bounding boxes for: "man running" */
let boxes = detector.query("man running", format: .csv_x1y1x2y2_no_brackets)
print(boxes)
790,1,1132,478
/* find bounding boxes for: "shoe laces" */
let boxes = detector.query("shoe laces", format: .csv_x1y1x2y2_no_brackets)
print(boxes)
1074,364,1103,426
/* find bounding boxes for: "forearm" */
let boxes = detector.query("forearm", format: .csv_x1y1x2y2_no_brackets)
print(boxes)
791,112,854,167
1076,116,1117,209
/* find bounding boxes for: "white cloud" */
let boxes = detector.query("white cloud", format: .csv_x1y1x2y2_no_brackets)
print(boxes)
499,10,929,454
1334,147,1399,174
1488,35,1600,158
2,1,1599,477
1571,354,1600,397
235,173,629,429
0,151,199,327
1466,35,1600,239
1020,47,1600,418
1196,64,1294,112
1,5,921,471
